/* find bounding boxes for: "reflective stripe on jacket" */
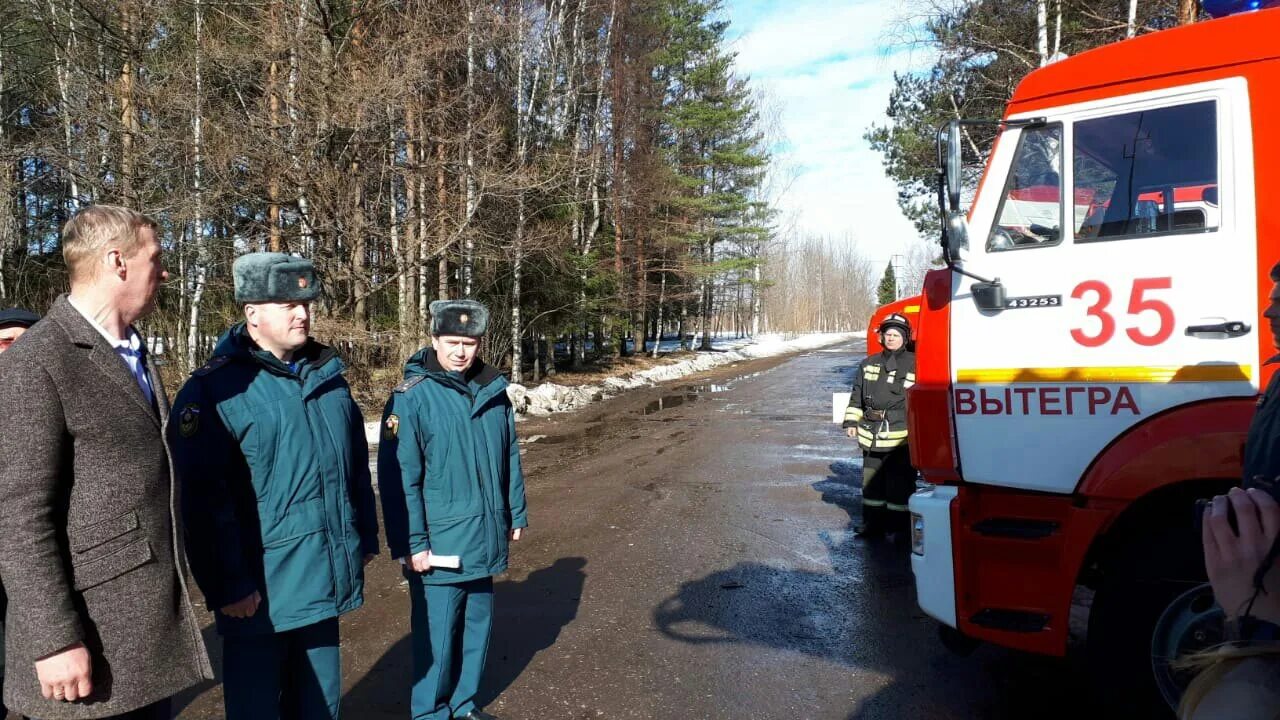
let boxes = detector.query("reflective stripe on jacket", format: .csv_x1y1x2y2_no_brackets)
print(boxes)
842,347,916,450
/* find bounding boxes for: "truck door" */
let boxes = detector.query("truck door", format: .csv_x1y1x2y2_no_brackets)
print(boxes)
950,79,1258,493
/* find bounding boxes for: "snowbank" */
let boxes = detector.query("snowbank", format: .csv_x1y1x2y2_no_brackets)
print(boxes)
510,331,860,417
364,331,861,442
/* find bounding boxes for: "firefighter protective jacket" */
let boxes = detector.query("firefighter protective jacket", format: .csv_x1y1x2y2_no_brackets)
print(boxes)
843,347,916,450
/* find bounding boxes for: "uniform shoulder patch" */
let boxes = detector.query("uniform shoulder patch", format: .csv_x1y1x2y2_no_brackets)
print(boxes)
393,375,426,393
178,403,201,437
192,355,231,377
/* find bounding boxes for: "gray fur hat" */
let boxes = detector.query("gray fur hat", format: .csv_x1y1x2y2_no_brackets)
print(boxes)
430,299,489,338
233,252,321,305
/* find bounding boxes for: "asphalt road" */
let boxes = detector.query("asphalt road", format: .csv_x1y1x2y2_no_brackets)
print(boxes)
172,340,1091,719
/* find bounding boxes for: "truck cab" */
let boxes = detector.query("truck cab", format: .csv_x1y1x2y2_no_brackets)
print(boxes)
906,6,1280,711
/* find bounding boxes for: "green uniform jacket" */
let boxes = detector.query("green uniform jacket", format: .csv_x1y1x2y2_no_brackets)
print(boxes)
168,325,379,636
842,347,916,450
377,348,528,585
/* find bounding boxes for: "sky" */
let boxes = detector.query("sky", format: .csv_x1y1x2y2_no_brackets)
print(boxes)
723,0,930,268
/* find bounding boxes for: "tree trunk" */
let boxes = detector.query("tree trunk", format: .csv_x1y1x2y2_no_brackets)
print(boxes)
117,0,138,202
267,0,283,251
1036,0,1049,67
51,0,80,210
751,254,762,337
186,0,208,371
0,36,9,302
1127,0,1138,37
462,0,477,297
392,108,413,361
651,262,666,358
1178,0,1197,24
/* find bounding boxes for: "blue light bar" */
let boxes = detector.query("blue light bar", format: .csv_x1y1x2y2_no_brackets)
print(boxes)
1203,0,1280,18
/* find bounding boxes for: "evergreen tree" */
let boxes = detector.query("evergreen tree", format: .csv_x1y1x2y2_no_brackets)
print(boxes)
878,262,897,306
650,0,768,350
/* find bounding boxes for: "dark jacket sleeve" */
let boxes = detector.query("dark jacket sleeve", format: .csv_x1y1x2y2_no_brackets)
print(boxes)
168,378,257,610
506,405,529,530
346,398,380,556
0,361,84,657
376,393,429,558
842,358,866,428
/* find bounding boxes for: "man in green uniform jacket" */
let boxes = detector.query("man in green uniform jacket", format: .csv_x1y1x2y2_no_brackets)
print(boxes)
169,253,379,719
378,299,528,720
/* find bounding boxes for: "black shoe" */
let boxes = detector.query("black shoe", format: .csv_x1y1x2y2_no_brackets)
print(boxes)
457,711,500,720
853,524,885,540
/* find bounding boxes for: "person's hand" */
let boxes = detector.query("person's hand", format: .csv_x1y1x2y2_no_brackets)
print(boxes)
1203,487,1280,622
845,427,857,439
35,642,92,702
220,591,262,619
410,550,433,573
510,528,524,542
363,553,376,566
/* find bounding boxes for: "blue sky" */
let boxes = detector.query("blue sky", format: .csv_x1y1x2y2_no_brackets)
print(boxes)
723,0,929,266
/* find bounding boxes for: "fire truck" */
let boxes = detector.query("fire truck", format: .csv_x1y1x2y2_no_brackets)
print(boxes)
905,3,1280,712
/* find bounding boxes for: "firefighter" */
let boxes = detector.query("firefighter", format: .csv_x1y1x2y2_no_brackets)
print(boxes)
843,313,916,539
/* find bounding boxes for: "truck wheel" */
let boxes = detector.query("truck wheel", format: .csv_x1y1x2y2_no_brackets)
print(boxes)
1086,517,1205,718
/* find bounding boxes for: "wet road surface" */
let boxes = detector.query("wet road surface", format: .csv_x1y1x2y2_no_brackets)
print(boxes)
173,340,1092,719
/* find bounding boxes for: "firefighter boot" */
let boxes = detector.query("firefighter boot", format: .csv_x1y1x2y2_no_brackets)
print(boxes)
854,503,887,540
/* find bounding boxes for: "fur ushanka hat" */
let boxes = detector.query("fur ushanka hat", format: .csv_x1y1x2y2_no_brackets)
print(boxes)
233,252,321,305
429,299,489,338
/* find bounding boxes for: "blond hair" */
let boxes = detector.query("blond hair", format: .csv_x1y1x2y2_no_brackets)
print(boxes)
1177,643,1280,718
62,205,159,283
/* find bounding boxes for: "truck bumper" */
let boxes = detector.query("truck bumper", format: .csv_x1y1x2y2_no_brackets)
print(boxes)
909,485,959,628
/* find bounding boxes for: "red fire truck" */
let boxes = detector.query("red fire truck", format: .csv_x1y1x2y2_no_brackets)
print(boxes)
905,4,1280,712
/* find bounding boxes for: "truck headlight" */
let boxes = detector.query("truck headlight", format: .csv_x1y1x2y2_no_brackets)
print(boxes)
911,513,926,556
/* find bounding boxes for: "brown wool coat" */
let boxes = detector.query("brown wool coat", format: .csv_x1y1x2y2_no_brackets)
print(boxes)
0,296,212,719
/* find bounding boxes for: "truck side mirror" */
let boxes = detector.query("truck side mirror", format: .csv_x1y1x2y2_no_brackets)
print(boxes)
972,280,1006,312
945,211,969,257
946,121,963,212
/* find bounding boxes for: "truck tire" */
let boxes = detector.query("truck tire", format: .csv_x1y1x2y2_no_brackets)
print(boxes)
1086,513,1206,718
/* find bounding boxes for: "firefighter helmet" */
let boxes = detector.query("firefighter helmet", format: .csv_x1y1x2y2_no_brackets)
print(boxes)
878,313,912,340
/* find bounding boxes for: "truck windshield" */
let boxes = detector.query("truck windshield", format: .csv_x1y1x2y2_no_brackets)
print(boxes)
988,124,1063,252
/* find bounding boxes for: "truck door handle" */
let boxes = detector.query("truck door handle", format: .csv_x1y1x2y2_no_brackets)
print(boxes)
1185,321,1251,338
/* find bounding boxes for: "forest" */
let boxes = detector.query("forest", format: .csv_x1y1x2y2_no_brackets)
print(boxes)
0,0,880,393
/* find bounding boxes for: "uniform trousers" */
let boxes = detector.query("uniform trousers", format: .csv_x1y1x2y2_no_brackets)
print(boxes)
221,617,341,720
861,444,915,535
404,573,494,720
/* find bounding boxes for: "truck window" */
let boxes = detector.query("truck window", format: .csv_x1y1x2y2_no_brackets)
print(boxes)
1073,100,1219,241
987,124,1063,253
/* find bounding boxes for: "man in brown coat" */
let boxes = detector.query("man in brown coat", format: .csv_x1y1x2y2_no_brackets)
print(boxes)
0,205,212,719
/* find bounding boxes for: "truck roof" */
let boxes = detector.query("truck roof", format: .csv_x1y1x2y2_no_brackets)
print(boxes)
1011,7,1280,108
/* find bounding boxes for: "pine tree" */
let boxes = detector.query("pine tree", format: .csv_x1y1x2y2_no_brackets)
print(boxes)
650,0,768,351
878,262,897,306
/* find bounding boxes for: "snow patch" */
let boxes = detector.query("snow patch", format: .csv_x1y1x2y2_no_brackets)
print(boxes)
513,332,859,417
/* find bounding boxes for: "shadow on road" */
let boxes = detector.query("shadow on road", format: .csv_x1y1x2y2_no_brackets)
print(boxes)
342,557,586,715
652,457,1092,720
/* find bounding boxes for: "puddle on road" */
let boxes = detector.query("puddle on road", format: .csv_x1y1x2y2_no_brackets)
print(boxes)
642,394,700,415
639,372,768,416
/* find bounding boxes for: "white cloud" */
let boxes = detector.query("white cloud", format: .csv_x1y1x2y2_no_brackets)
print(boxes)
728,0,933,265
